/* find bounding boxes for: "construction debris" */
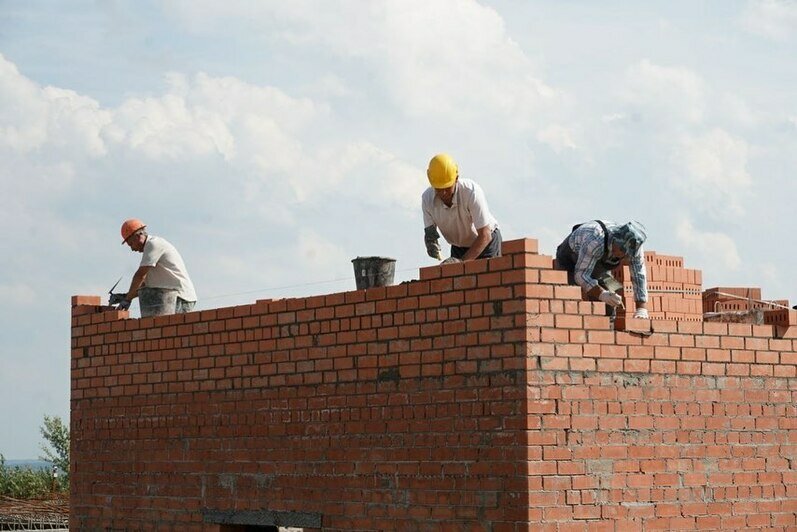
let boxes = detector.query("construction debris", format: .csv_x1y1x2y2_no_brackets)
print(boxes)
0,495,68,530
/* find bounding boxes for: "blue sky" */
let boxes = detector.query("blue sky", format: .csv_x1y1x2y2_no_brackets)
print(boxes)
1,0,796,458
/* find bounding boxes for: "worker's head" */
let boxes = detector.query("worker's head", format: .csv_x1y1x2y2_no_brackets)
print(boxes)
427,153,458,189
427,153,459,204
613,221,647,256
121,218,147,252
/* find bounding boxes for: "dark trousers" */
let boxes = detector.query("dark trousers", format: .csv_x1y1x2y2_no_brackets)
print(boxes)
451,228,502,260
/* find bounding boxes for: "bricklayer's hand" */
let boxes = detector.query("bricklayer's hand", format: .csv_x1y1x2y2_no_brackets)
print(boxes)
426,240,442,260
598,291,623,308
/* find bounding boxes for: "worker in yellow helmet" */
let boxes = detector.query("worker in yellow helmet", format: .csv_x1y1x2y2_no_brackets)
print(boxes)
110,219,197,317
422,153,501,262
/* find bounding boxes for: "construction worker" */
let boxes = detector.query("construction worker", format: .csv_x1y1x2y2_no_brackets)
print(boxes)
555,220,649,319
422,153,501,262
111,219,197,317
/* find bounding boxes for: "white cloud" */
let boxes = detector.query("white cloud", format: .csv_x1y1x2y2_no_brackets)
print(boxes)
105,72,324,169
623,59,706,125
740,0,797,41
0,54,111,157
297,141,425,210
107,93,236,161
675,218,741,271
0,55,424,211
536,124,577,152
162,0,559,128
671,128,752,216
601,113,626,124
716,93,758,128
307,74,352,98
374,1,557,126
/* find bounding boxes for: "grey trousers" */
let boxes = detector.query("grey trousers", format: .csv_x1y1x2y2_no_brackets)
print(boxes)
139,287,196,317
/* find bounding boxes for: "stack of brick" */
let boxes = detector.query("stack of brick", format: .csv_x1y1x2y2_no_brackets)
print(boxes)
703,287,788,313
703,286,791,325
614,250,703,321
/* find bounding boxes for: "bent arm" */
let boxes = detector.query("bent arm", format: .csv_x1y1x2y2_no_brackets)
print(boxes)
629,245,648,308
424,225,442,259
573,240,602,296
125,265,154,300
461,225,492,261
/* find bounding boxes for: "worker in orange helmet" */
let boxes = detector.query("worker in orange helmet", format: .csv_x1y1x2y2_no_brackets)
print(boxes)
111,219,197,317
422,153,502,263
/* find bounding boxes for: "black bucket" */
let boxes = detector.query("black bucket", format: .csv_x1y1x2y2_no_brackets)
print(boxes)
351,256,396,290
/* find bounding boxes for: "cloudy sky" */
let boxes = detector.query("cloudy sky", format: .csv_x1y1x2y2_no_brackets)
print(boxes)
1,0,796,458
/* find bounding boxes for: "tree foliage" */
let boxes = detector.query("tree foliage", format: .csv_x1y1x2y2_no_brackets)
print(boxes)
39,415,69,482
0,415,70,498
0,454,59,498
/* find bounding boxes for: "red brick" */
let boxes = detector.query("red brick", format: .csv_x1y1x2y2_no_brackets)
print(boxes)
614,317,652,333
72,294,102,306
501,238,539,254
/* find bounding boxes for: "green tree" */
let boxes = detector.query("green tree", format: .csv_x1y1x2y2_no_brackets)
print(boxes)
39,415,69,482
0,454,53,498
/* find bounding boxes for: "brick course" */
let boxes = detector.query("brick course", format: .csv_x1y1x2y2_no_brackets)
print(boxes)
71,238,797,530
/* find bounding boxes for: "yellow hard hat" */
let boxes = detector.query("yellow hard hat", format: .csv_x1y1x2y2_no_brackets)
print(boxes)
427,153,458,189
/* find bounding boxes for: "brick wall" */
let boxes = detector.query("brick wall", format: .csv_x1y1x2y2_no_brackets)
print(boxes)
71,239,797,531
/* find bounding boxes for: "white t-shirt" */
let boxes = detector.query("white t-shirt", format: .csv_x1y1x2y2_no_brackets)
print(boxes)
139,235,197,302
421,178,498,247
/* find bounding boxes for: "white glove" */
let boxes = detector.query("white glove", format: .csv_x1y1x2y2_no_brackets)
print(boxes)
598,291,624,308
633,308,649,319
440,257,462,265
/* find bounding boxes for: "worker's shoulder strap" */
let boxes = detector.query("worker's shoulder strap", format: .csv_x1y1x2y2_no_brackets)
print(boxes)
595,220,610,254
571,220,610,257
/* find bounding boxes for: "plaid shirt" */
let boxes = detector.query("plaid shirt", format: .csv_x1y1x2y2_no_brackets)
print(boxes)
568,221,648,302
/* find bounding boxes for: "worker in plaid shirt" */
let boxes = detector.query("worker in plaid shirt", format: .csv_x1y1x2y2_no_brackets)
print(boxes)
555,220,649,320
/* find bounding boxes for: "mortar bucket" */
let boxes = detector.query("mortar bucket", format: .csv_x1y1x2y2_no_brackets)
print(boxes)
138,287,178,317
351,256,396,290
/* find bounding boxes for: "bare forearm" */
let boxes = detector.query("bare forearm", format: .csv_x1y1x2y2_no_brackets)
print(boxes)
462,231,491,261
126,268,149,300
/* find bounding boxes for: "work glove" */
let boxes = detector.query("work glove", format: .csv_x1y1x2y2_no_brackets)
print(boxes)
426,240,442,260
116,299,132,311
440,257,462,265
633,308,649,319
598,290,624,308
424,226,443,260
109,292,127,305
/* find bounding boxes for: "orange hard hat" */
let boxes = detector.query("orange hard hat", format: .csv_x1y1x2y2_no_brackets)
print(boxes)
120,218,146,244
